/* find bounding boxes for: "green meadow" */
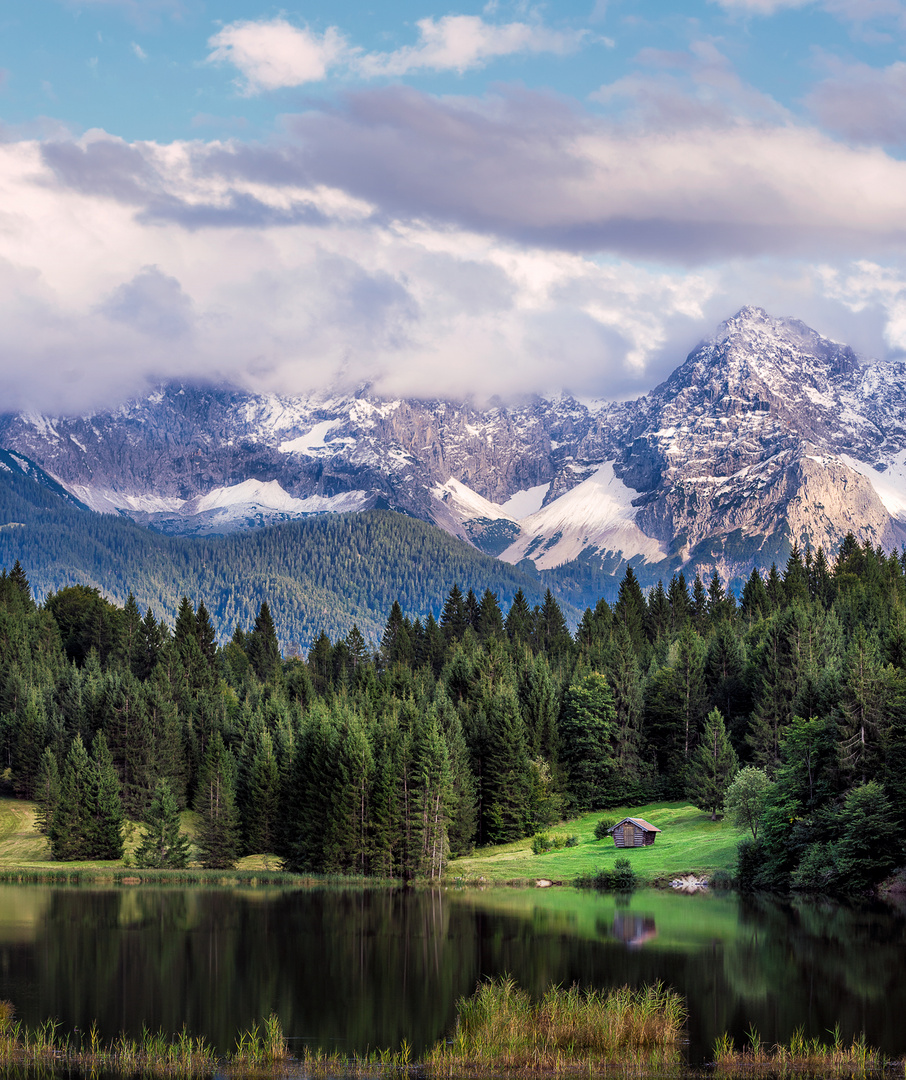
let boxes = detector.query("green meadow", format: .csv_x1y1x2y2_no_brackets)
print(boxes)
447,801,741,886
0,796,743,891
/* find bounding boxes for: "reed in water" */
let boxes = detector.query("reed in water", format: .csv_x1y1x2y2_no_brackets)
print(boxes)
712,1024,886,1076
427,975,686,1073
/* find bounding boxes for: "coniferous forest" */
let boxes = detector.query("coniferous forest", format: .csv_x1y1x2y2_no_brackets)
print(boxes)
2,533,906,893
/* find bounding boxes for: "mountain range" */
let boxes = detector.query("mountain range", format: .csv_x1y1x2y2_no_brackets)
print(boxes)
3,305,906,605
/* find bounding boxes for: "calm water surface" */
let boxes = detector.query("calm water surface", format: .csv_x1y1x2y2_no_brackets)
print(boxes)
0,884,900,1064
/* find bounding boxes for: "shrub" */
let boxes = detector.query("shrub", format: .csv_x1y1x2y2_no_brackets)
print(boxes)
593,816,618,841
735,838,763,893
531,834,551,855
531,833,578,855
611,858,636,890
575,858,637,891
709,868,735,891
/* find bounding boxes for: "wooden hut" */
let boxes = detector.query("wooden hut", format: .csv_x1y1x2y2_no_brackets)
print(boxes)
609,817,661,848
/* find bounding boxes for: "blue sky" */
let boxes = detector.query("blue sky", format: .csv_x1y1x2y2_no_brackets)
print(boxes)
3,0,906,411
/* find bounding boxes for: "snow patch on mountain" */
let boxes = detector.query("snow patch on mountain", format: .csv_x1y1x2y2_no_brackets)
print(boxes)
188,479,367,515
64,485,186,514
841,453,906,521
279,420,343,454
432,478,514,524
499,463,666,570
499,483,549,519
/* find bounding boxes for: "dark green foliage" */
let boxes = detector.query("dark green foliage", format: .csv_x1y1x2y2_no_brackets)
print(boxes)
34,747,60,835
686,708,738,819
49,733,124,861
194,734,240,869
593,816,617,840
134,779,191,869
559,673,618,811
246,602,281,683
2,526,906,891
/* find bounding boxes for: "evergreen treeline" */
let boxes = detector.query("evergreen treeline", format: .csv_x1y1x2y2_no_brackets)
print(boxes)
0,456,565,646
3,534,906,892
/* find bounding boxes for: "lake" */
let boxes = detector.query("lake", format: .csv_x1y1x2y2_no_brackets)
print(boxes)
0,884,901,1065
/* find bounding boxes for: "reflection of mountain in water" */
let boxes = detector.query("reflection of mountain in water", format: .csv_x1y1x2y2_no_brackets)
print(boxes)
596,913,658,948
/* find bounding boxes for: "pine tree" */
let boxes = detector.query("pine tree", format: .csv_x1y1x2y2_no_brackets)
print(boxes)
50,735,93,860
195,601,218,668
441,585,469,645
34,747,60,835
247,602,281,682
194,734,240,869
410,708,452,879
505,589,534,645
559,672,618,811
535,590,572,660
135,779,191,868
668,573,691,629
477,590,504,642
243,728,281,855
117,593,143,675
89,732,124,860
646,581,671,641
614,568,647,651
479,685,531,844
686,708,738,819
740,568,768,622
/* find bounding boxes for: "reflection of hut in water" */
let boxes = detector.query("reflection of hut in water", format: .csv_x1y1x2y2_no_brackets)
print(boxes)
612,913,658,947
609,817,661,848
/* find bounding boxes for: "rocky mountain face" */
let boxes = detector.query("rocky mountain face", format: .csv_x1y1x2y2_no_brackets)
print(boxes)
3,307,906,587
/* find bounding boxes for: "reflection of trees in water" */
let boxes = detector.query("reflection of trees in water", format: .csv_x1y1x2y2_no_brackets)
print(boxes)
0,888,902,1063
0,887,465,1055
721,896,906,1054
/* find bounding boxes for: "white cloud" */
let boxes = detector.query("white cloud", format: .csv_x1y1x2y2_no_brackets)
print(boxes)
807,59,906,143
131,42,147,61
206,19,348,93
0,135,721,412
354,15,587,77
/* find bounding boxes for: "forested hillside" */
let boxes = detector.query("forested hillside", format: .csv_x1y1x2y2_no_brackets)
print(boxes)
0,460,562,646
2,534,906,891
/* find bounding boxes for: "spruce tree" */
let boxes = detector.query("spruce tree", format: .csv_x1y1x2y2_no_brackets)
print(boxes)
89,732,124,860
479,685,531,844
505,589,534,644
247,601,281,682
441,585,469,645
194,734,240,869
559,672,618,810
50,735,93,860
614,568,647,652
410,708,452,879
686,708,738,819
135,779,191,868
34,746,60,835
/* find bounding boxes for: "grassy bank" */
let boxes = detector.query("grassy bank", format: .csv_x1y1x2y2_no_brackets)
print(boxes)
447,801,740,886
0,798,393,887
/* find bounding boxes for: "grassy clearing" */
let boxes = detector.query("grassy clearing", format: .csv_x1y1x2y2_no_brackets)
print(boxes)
427,975,685,1073
447,801,740,886
0,799,392,887
712,1024,887,1076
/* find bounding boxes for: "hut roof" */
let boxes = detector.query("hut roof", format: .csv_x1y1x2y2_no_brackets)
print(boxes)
610,816,661,834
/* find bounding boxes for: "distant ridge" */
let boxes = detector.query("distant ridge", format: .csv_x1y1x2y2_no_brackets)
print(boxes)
3,308,906,594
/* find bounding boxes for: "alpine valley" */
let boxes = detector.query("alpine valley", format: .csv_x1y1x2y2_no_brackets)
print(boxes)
2,306,906,639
